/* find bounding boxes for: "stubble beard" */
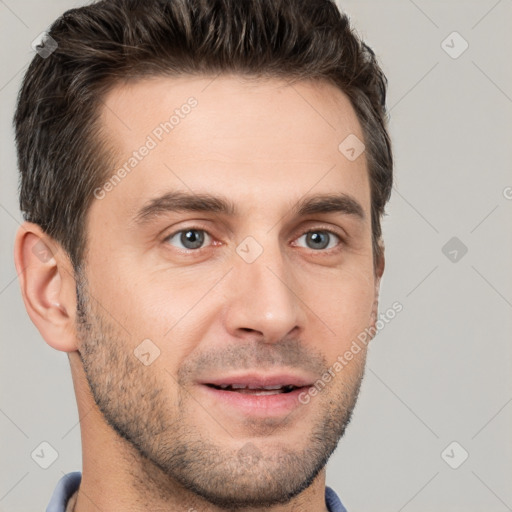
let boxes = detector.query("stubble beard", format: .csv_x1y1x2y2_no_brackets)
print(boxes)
74,270,366,509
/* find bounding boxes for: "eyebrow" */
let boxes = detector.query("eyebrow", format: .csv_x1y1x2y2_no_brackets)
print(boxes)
132,190,365,225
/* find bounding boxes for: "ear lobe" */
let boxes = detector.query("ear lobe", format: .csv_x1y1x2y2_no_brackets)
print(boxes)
14,222,79,353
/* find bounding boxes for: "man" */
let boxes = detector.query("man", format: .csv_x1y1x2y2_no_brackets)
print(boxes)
13,0,392,510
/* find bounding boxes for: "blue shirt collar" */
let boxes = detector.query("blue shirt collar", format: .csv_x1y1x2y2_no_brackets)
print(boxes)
47,472,348,512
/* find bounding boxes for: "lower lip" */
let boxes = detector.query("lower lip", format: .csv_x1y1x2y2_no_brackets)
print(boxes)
199,385,311,417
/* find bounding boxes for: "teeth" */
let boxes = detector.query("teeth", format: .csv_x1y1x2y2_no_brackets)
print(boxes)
249,385,283,390
212,384,297,392
210,384,297,394
237,389,282,395
224,385,293,390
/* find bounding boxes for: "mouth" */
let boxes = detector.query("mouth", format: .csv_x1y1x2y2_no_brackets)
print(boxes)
197,373,314,417
204,383,302,395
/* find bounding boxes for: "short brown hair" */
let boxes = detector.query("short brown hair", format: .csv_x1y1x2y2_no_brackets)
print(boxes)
14,0,392,270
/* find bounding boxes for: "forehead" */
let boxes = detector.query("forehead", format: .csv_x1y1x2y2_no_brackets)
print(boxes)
93,74,370,222
101,74,363,143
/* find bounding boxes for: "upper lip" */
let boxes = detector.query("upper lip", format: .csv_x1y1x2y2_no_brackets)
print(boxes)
199,372,315,388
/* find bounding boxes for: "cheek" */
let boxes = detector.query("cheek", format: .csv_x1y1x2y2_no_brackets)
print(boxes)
91,266,222,357
305,267,376,349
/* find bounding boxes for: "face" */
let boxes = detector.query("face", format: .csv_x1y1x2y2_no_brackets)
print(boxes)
76,75,381,508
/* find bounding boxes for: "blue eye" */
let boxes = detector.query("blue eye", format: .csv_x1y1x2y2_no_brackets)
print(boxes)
296,230,340,251
165,229,211,250
164,228,341,253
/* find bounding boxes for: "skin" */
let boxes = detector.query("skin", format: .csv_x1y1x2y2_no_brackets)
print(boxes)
15,75,384,512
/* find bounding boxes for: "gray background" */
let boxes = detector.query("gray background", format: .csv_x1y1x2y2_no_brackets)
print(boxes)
1,1,511,511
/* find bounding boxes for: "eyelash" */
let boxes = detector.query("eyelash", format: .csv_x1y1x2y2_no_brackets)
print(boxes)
163,226,345,254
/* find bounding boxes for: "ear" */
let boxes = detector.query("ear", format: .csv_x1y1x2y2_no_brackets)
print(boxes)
369,239,385,332
14,222,79,352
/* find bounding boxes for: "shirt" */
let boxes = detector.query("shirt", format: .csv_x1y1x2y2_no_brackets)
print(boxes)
47,471,348,512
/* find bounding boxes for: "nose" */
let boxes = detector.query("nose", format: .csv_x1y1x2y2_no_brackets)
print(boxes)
223,239,305,344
